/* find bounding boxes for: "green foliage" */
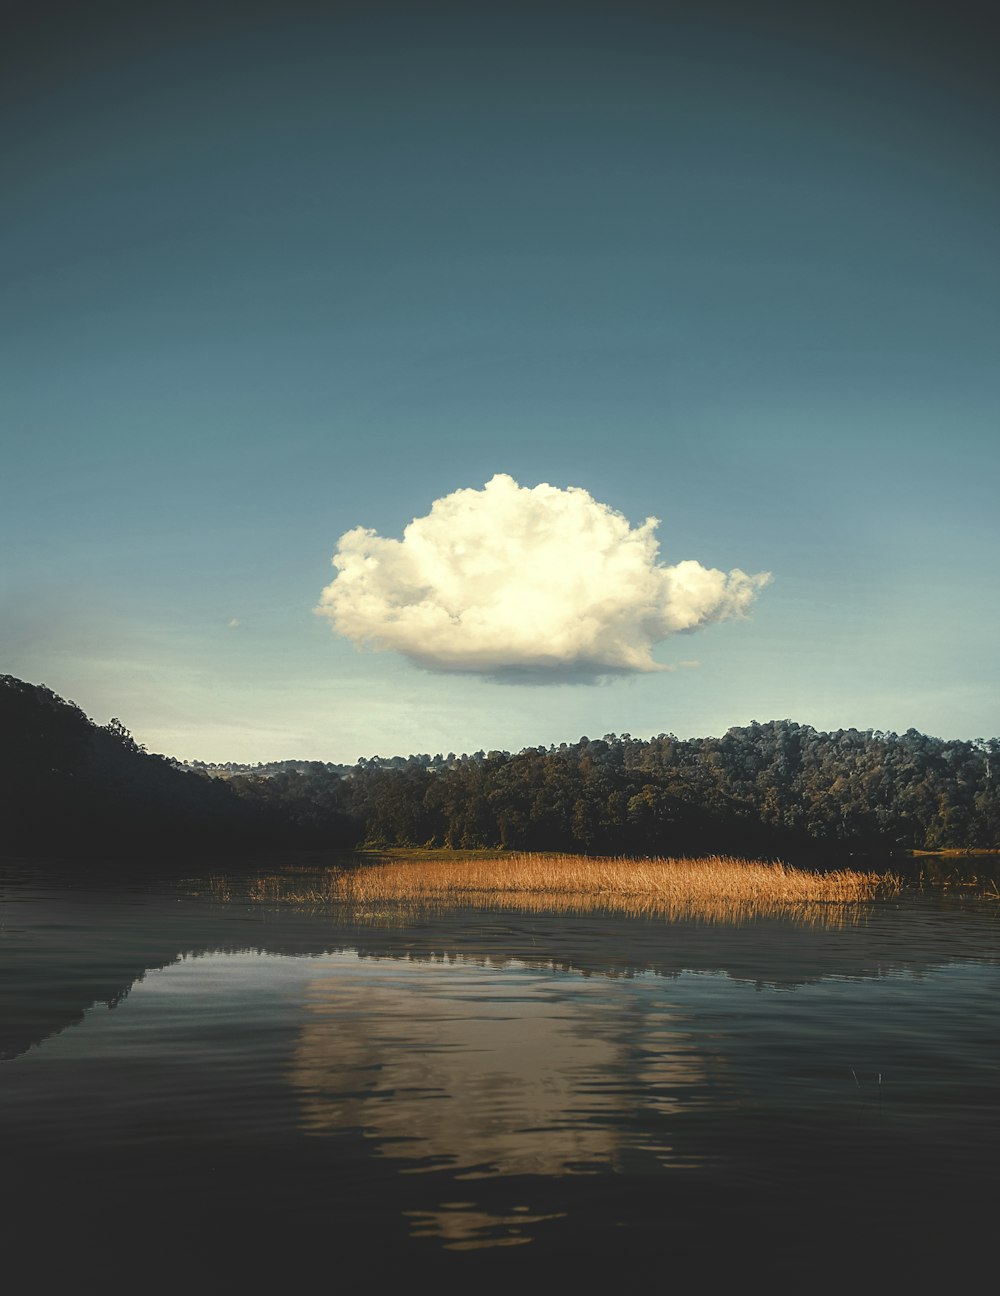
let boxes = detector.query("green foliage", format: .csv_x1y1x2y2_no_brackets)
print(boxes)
3,675,997,863
331,720,1000,856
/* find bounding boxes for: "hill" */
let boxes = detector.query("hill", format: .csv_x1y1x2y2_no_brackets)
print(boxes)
3,674,997,861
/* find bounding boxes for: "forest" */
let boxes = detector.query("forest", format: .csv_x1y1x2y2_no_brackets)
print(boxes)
3,673,998,862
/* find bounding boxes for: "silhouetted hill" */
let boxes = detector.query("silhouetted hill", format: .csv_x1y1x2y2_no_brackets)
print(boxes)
3,675,998,861
0,675,354,859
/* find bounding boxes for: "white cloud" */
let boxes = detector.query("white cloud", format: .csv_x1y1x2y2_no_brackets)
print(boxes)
227,617,241,629
316,474,770,678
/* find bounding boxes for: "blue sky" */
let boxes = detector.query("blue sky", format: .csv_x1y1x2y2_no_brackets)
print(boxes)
3,1,998,761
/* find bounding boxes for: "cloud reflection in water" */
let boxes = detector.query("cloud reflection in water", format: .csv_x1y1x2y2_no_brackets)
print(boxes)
288,952,715,1248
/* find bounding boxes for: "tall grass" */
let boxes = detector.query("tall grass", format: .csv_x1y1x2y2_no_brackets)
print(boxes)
331,852,896,902
214,852,900,925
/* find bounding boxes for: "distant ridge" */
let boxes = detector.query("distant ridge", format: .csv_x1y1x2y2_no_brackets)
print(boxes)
2,675,998,862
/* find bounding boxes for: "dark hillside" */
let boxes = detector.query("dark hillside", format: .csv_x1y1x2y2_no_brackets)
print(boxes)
0,675,354,859
3,675,998,861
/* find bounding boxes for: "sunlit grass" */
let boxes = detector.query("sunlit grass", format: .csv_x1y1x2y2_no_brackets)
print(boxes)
203,852,900,926
330,852,896,902
909,847,1000,857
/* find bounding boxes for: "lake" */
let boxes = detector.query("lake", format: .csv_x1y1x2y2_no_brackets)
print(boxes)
2,859,998,1288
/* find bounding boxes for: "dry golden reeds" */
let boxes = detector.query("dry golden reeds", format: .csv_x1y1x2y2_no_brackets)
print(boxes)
331,852,896,902
211,852,900,926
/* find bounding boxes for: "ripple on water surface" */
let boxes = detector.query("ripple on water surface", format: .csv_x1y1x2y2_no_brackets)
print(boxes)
2,878,999,1278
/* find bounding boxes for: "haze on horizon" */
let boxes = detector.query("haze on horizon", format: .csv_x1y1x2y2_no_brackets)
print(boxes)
2,0,998,764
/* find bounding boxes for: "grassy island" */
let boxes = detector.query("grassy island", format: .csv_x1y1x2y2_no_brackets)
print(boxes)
219,851,902,925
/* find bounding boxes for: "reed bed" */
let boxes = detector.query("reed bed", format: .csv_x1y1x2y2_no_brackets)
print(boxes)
219,852,899,918
328,852,897,903
356,891,875,929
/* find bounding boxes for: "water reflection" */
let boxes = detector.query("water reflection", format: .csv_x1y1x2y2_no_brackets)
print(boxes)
288,954,713,1247
292,957,706,1167
3,864,999,1065
402,1201,567,1251
3,866,1000,1279
352,894,877,928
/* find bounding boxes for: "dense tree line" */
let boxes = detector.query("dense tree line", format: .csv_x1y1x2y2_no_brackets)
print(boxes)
315,724,1000,857
3,674,998,862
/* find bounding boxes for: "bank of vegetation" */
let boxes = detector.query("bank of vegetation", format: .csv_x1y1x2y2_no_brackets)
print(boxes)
224,852,900,924
3,674,998,863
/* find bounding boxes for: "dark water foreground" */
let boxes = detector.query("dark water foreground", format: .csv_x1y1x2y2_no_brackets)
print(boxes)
2,861,998,1291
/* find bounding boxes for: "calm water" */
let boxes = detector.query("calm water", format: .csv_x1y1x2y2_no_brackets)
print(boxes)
2,861,998,1287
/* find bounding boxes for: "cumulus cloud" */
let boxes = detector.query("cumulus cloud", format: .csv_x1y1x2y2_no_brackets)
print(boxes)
316,474,770,678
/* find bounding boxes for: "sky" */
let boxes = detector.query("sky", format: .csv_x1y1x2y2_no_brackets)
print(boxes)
3,0,998,762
